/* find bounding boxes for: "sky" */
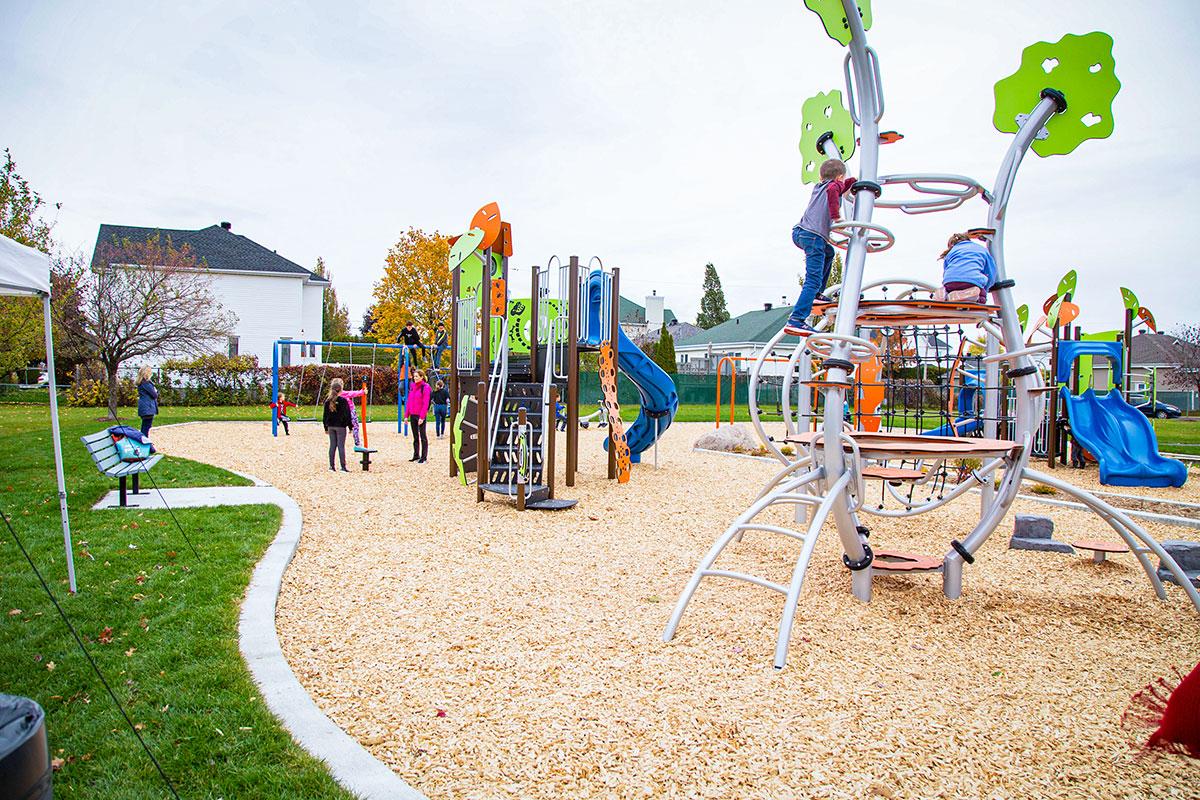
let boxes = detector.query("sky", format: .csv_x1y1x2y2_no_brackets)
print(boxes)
2,0,1198,335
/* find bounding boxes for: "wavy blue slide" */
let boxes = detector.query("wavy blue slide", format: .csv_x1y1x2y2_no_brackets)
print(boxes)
1062,388,1187,488
584,270,679,463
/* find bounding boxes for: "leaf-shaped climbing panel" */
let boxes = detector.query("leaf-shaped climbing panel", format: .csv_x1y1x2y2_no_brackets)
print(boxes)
799,90,856,184
993,31,1120,157
804,0,872,47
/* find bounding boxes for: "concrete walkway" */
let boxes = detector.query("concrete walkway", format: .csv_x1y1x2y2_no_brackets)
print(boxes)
94,482,426,800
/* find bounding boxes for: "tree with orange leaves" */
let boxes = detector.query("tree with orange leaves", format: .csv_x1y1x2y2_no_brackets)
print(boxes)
370,228,452,352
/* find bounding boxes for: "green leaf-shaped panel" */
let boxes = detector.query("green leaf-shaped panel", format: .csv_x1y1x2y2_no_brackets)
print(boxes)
993,31,1120,157
1120,286,1139,311
804,0,872,47
448,227,484,271
799,90,856,184
1046,294,1066,327
1016,304,1029,332
1056,269,1077,299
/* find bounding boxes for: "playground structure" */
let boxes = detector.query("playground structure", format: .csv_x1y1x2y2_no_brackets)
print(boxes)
269,339,411,437
447,203,679,510
666,0,1200,668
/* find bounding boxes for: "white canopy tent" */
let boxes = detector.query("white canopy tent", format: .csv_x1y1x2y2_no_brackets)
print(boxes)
0,234,76,592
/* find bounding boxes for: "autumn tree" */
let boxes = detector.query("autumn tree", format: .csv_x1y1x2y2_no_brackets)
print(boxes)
371,228,451,347
313,257,351,341
1165,325,1200,395
0,149,58,376
697,263,730,329
56,234,236,418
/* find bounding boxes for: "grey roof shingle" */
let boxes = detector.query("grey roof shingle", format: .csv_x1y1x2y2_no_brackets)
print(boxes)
91,223,327,283
1130,332,1189,367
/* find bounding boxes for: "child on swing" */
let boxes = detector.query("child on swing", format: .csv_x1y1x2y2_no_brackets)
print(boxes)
270,393,297,435
935,233,997,304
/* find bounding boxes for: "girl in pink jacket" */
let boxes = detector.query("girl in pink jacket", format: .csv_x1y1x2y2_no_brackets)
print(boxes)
405,368,432,463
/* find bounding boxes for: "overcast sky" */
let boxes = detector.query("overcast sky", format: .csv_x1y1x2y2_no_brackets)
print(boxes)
3,0,1198,334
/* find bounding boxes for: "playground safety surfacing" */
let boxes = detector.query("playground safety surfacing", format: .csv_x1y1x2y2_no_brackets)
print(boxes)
155,421,1199,799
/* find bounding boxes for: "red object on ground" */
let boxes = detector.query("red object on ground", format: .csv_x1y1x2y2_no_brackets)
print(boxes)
1124,662,1200,758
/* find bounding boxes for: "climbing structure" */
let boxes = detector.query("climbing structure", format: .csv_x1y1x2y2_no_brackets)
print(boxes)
664,0,1199,668
447,204,678,510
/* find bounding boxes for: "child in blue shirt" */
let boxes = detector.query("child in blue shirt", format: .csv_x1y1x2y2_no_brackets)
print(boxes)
936,233,997,304
784,158,855,336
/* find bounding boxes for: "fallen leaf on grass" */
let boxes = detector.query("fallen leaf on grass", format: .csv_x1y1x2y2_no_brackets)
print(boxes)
50,757,64,771
8,609,21,616
125,647,136,657
99,627,113,644
46,661,55,671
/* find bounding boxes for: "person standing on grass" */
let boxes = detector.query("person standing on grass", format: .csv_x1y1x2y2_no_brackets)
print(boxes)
136,366,159,436
431,379,450,438
399,320,423,366
323,377,352,471
406,368,432,462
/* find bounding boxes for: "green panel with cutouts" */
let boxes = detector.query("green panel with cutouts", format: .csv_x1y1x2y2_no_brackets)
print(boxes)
993,31,1120,157
799,90,856,184
804,0,872,47
458,249,503,299
1056,269,1077,298
1120,286,1139,312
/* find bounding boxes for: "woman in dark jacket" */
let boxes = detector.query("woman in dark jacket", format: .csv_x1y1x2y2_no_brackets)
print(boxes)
136,366,159,436
322,377,352,471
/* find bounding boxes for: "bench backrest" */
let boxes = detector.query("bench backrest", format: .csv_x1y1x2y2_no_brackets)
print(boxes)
80,430,124,474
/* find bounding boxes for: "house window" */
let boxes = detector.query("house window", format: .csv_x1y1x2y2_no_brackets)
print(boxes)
227,336,239,358
280,340,292,368
309,343,317,358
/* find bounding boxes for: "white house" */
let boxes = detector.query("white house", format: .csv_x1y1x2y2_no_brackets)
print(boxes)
92,221,326,367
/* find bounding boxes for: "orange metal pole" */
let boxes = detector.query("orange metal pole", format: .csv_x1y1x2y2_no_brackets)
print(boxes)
360,381,369,449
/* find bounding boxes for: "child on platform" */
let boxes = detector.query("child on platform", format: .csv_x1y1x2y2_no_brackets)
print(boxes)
431,380,450,438
784,158,856,336
270,393,296,435
935,233,997,304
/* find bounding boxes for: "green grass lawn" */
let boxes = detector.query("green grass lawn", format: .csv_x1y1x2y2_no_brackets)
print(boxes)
0,403,353,799
1151,416,1200,455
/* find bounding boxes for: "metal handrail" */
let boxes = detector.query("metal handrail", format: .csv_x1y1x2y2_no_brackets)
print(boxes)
486,317,509,463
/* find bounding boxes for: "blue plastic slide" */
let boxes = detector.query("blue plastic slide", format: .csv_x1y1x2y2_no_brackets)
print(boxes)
1061,388,1187,488
922,370,982,437
584,270,679,462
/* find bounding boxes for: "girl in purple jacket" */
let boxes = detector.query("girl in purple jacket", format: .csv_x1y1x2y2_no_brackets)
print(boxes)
405,368,432,463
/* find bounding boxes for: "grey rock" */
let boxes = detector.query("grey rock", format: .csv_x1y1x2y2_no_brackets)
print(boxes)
694,424,761,453
1156,540,1200,587
1009,536,1075,554
1013,514,1054,539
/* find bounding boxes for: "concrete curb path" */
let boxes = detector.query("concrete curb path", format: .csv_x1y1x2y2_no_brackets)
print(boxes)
94,482,426,800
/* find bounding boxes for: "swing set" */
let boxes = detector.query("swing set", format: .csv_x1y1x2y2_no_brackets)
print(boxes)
270,339,413,438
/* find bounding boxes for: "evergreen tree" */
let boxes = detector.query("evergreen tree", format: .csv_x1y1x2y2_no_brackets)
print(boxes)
652,323,677,374
697,263,730,329
313,257,351,342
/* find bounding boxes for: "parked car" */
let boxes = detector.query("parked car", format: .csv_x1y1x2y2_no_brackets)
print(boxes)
1129,395,1182,419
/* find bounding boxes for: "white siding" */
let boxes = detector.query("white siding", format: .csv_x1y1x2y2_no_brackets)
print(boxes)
202,271,323,367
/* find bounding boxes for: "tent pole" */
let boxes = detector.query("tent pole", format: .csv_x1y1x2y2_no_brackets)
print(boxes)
44,295,77,594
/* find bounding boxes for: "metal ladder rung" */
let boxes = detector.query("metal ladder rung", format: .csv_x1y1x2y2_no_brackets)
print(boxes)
700,570,788,595
737,523,816,544
771,493,824,507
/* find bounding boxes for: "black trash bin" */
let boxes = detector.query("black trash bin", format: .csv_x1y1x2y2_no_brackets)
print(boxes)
0,694,51,800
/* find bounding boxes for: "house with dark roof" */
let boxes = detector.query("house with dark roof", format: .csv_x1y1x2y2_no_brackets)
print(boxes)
674,303,803,374
91,222,327,367
618,293,677,340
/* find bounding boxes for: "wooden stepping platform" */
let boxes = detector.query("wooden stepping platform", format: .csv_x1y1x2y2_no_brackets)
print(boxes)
1071,539,1129,563
787,430,1021,460
813,298,1000,327
861,465,925,483
872,549,942,572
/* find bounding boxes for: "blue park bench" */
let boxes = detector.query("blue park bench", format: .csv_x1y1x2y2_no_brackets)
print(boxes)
80,430,163,507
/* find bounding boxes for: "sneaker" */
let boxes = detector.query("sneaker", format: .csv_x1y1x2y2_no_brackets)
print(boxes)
783,319,818,336
814,293,832,303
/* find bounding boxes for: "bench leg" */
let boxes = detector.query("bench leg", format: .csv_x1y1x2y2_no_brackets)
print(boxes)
132,472,140,495
119,476,127,507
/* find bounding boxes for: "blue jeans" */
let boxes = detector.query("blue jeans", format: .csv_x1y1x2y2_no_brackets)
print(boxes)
434,404,449,436
433,344,448,369
789,226,834,322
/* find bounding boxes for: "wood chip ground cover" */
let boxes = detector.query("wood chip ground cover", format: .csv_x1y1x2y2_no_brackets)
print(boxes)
155,421,1199,799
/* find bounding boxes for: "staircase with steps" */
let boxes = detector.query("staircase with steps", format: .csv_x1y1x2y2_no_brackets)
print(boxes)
479,382,577,510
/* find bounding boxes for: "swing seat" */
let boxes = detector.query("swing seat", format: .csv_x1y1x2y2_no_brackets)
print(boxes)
353,446,377,471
